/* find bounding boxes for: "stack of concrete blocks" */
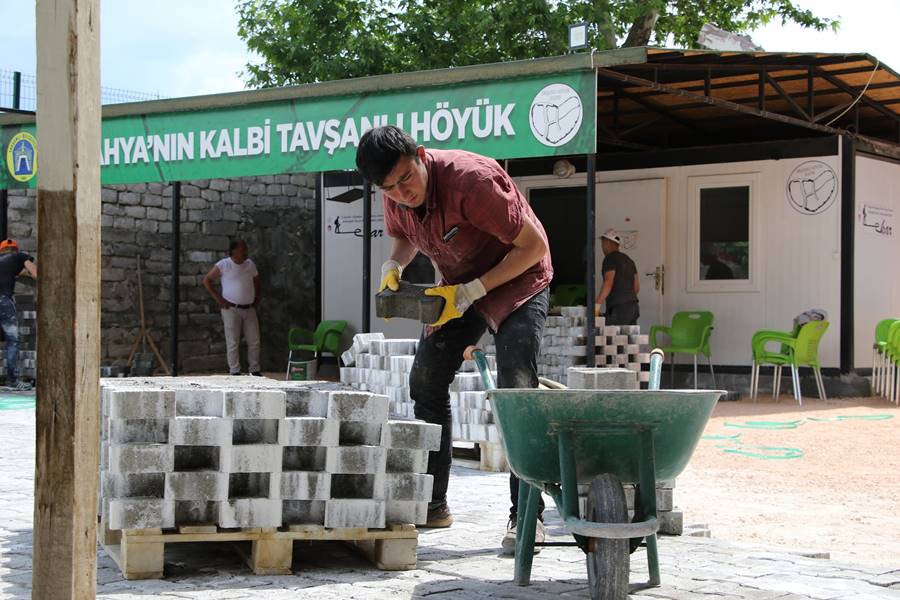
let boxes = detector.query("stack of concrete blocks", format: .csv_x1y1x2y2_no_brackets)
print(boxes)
339,333,503,452
0,292,36,382
566,366,682,535
99,377,440,532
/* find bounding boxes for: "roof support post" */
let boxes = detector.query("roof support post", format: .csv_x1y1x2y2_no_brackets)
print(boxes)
585,154,596,368
362,179,372,333
170,181,181,376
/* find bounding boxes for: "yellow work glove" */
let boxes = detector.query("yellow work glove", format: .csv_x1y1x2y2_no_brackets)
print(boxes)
425,279,487,326
380,260,401,293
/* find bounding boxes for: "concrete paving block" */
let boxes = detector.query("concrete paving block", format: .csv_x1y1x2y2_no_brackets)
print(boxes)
561,306,587,318
324,499,386,529
330,473,386,499
341,349,356,367
108,498,175,530
452,373,482,392
657,509,684,535
174,500,218,525
282,446,327,471
225,445,282,473
325,446,387,474
169,416,232,446
165,472,228,501
217,498,282,528
108,443,174,474
352,332,384,355
109,419,169,444
385,473,433,501
282,500,326,525
386,448,429,473
225,390,286,419
385,500,428,525
339,421,383,446
381,421,442,451
326,391,389,422
284,387,329,418
228,472,281,499
279,417,340,447
280,471,331,500
567,367,639,390
102,472,166,499
232,419,279,445
174,389,225,417
100,441,109,470
108,389,175,420
340,367,356,384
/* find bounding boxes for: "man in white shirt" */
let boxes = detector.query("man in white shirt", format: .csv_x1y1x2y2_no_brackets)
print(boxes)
202,240,262,375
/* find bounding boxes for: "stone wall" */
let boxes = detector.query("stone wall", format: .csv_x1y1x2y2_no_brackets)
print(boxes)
6,173,318,374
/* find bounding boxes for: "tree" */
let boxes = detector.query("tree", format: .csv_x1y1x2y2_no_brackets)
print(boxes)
236,0,838,88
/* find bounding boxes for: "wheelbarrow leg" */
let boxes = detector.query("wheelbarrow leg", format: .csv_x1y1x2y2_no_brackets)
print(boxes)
638,429,661,588
513,483,540,586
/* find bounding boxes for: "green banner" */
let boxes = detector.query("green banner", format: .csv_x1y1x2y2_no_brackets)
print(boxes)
1,70,595,188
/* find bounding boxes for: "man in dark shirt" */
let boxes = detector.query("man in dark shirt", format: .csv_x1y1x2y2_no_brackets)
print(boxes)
356,126,552,554
0,239,37,390
595,229,640,326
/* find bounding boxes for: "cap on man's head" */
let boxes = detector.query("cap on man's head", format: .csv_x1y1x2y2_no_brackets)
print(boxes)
600,229,621,245
0,239,18,252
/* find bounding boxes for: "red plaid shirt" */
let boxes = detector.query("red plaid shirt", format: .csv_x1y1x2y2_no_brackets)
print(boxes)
384,149,553,331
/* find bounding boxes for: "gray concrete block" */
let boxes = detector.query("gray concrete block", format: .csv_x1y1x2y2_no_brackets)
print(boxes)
566,367,639,390
174,500,218,525
108,498,175,530
102,472,165,499
352,332,384,355
375,282,444,324
657,509,684,535
109,419,169,444
282,446,327,471
381,421,441,451
284,387,329,418
174,389,225,417
341,349,356,366
217,498,282,528
108,443,174,474
165,472,228,501
324,499,385,529
282,500,326,526
385,473,433,501
168,416,232,446
339,421,383,446
385,500,428,525
326,391,389,423
224,390,286,419
279,417,340,447
330,473,386,499
280,472,331,500
108,389,174,420
386,449,429,473
232,419,279,444
325,446,387,474
225,445,282,473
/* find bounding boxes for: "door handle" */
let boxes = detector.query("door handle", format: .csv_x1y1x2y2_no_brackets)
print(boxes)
644,266,664,292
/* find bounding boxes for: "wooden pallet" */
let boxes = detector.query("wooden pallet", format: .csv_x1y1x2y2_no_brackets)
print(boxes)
99,518,418,580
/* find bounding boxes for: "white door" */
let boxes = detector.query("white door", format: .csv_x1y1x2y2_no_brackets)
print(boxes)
596,178,666,331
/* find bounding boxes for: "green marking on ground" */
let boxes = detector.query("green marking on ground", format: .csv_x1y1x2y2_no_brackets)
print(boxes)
0,395,35,410
724,420,802,430
807,414,895,422
723,445,804,460
702,433,742,440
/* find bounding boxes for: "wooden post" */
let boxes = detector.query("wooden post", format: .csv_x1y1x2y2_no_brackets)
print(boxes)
32,0,101,598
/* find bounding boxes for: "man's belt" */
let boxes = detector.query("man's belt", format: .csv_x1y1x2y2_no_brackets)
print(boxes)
231,303,254,309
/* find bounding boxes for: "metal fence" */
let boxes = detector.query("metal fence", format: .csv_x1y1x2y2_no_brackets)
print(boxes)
1,69,163,111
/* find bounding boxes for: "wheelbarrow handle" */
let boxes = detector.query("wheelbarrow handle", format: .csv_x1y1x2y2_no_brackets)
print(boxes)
464,345,496,391
649,348,664,391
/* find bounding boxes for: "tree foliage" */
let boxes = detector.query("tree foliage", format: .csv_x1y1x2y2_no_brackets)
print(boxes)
237,0,838,87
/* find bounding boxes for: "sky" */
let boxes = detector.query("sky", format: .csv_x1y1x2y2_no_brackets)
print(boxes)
1,0,899,101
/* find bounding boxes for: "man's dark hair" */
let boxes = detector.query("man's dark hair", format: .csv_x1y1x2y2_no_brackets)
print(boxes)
355,126,417,185
229,239,246,256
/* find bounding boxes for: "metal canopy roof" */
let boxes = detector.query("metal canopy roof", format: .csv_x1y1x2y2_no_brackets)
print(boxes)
594,47,900,157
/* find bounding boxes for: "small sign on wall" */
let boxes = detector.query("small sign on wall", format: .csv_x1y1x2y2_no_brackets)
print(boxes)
858,204,894,237
786,161,838,215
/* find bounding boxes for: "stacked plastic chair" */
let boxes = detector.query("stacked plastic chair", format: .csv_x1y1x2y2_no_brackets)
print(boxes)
879,320,900,405
872,319,897,398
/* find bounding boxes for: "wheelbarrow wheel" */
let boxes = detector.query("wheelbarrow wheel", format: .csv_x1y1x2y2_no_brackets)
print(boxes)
586,473,629,600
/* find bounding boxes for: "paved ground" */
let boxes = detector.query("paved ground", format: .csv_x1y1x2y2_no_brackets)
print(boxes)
2,404,900,599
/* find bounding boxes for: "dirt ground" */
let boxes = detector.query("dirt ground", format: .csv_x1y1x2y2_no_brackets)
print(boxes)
677,395,900,568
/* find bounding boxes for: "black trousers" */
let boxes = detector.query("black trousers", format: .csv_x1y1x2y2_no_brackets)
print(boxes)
408,288,549,520
606,301,639,326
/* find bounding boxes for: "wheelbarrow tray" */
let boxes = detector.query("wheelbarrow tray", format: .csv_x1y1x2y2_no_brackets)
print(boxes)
487,388,721,488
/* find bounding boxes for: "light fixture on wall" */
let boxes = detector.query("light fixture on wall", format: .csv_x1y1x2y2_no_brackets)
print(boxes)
553,159,576,178
568,22,589,51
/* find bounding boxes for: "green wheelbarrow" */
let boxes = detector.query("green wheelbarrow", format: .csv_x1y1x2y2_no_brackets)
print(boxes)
465,347,725,600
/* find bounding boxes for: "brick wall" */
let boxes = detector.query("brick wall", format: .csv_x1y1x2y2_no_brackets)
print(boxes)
7,173,318,374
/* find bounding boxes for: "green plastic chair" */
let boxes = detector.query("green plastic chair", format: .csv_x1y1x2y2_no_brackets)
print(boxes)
872,318,897,397
285,320,347,378
882,321,900,404
750,320,829,406
649,311,715,389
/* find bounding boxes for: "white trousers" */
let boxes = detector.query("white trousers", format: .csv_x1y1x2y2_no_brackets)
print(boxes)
221,307,261,374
